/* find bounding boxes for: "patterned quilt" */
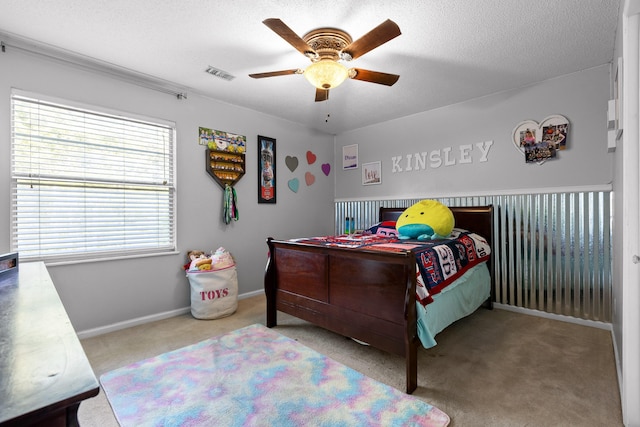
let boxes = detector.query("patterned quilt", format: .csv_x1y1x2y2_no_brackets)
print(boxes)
290,228,490,306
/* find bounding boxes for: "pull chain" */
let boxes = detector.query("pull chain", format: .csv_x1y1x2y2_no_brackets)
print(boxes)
325,97,331,123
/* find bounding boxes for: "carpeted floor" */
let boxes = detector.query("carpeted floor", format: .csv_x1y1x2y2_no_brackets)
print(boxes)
99,323,450,426
78,294,623,426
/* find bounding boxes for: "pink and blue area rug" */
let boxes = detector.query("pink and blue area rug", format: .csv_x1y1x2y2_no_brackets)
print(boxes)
100,324,449,427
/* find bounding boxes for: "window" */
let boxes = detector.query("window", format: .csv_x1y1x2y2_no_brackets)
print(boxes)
10,92,176,263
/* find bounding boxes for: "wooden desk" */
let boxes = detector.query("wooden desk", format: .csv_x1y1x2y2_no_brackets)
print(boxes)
0,262,99,427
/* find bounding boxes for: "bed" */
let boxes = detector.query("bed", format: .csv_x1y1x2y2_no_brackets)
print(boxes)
264,205,494,393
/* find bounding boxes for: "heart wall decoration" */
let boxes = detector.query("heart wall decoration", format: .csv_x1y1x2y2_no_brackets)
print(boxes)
305,172,315,186
512,115,569,165
306,151,317,165
283,149,331,194
285,156,298,172
288,178,299,193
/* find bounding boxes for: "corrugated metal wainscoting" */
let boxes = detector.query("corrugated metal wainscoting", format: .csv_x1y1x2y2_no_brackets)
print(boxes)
335,191,612,322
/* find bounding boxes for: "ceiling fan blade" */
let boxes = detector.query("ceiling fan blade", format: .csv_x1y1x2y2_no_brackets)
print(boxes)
315,88,329,102
263,18,316,57
249,69,302,78
349,68,399,86
341,19,401,61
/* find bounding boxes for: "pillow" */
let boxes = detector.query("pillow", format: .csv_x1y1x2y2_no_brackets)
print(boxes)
365,220,397,237
396,200,454,241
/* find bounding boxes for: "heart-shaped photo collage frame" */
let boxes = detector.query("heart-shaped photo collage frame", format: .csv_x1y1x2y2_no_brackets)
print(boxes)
512,115,569,165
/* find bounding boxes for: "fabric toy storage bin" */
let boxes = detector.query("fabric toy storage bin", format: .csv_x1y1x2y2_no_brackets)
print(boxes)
186,266,238,320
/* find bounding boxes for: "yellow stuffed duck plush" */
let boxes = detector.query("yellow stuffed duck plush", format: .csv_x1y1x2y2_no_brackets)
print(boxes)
396,200,454,241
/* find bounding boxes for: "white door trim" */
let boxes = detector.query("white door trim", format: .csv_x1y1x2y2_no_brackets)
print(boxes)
621,2,640,425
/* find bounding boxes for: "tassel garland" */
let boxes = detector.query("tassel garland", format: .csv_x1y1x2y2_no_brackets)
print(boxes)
223,184,239,224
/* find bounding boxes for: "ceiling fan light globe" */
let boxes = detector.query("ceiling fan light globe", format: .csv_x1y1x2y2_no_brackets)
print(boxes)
304,60,348,90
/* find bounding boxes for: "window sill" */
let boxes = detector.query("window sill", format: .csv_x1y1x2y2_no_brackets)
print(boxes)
35,250,181,267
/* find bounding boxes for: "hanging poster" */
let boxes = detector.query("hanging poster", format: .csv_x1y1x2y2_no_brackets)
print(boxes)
258,135,276,204
343,144,358,170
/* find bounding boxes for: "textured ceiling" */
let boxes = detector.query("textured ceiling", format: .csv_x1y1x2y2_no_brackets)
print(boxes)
0,0,621,135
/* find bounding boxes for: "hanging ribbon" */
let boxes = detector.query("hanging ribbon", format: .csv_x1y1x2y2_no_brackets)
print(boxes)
223,184,239,224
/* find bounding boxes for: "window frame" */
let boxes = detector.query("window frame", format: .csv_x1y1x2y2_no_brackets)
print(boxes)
10,89,178,264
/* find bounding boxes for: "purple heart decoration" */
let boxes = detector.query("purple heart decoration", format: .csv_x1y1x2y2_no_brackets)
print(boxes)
321,163,331,176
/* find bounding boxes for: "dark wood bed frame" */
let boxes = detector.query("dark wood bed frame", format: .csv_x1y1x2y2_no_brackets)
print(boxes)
265,205,494,393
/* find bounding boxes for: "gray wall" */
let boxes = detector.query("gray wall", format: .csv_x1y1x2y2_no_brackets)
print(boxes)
335,65,613,199
0,45,614,335
0,49,335,332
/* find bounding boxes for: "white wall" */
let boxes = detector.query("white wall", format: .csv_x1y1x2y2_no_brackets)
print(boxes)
335,65,613,199
612,0,626,412
613,1,640,425
0,49,335,332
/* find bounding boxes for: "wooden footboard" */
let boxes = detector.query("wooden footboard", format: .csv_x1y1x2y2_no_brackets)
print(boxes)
265,239,420,393
264,205,494,394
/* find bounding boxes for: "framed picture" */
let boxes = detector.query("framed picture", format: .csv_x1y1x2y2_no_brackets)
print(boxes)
0,252,18,278
258,135,276,204
343,144,358,170
362,161,382,185
512,115,569,165
199,127,246,153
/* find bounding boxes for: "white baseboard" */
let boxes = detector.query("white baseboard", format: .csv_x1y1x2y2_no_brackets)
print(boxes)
76,289,265,340
610,327,623,407
79,294,611,340
76,306,191,339
493,303,613,331
239,289,265,300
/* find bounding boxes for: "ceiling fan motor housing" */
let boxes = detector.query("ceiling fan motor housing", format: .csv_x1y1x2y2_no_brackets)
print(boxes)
302,28,352,62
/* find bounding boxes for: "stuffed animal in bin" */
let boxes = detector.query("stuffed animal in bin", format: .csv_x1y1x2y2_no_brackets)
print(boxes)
210,247,235,270
184,250,210,271
396,200,454,241
184,248,235,271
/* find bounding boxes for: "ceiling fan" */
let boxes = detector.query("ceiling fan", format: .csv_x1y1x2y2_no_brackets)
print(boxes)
249,18,401,102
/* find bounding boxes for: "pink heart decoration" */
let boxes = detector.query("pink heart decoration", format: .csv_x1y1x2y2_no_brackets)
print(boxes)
305,172,315,186
321,163,331,176
306,150,317,165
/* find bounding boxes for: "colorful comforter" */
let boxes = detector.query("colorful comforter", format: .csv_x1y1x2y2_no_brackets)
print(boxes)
290,228,490,306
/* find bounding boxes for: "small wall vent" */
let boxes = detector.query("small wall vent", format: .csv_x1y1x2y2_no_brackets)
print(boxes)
205,66,235,81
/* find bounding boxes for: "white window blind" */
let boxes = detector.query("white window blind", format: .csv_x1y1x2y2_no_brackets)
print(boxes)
10,93,176,262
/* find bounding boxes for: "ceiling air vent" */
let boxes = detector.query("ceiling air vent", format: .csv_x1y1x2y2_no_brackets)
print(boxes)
205,66,235,81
